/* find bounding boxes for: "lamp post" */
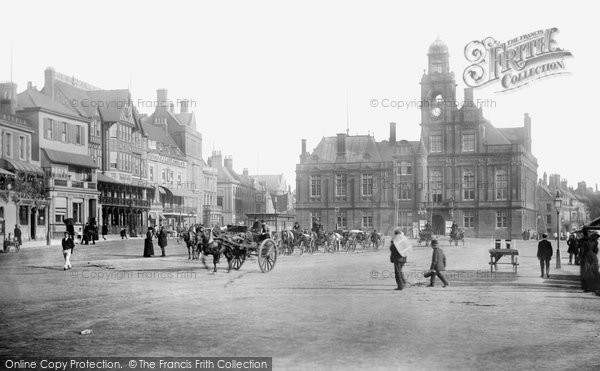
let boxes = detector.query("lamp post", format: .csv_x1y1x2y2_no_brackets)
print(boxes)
554,191,562,269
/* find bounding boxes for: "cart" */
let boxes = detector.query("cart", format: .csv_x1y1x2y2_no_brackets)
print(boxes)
217,226,277,273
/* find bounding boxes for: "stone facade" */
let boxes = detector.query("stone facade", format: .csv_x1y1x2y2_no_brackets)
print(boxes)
295,39,539,238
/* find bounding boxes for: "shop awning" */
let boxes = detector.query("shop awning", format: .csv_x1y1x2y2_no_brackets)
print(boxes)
0,158,44,175
149,211,166,220
159,186,169,195
170,188,198,198
43,148,98,168
0,168,14,176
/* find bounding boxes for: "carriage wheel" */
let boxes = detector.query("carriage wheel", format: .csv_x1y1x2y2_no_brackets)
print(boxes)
232,250,246,270
258,238,277,273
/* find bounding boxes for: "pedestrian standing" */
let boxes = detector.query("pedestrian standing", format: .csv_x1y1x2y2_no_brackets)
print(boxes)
537,233,553,278
13,225,22,246
144,227,155,257
426,239,448,287
158,226,168,257
389,228,411,290
102,224,108,240
82,223,90,245
61,232,74,270
567,234,578,265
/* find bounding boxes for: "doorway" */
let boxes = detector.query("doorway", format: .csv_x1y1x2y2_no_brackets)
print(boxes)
30,207,36,240
432,214,445,236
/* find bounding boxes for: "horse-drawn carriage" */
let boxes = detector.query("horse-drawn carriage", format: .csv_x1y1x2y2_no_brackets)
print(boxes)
449,228,465,246
193,225,277,273
2,233,20,253
417,229,433,246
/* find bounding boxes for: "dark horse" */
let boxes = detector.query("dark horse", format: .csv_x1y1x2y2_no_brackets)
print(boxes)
199,228,234,273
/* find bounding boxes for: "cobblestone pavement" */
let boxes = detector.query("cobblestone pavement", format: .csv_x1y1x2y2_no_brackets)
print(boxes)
1,237,599,370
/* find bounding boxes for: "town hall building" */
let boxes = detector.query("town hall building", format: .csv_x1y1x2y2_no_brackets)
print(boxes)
295,39,539,238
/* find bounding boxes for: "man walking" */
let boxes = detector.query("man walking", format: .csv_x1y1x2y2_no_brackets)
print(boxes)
61,232,74,270
389,228,411,290
537,233,553,278
427,240,448,287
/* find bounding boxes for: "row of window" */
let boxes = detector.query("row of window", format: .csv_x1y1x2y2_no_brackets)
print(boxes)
311,170,509,200
43,118,84,145
3,132,27,160
430,134,475,153
109,151,145,176
310,210,509,229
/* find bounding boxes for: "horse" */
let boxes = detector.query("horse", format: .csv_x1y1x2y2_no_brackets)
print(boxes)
199,228,234,273
183,229,199,260
281,230,295,255
326,232,342,252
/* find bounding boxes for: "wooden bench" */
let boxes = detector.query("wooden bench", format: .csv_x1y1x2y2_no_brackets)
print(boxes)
489,249,519,273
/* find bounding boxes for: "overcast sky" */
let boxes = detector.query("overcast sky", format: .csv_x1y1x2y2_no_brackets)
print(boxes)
2,0,597,191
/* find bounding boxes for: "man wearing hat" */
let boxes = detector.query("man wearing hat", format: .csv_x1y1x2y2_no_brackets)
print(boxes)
390,228,412,290
537,233,553,278
427,239,448,287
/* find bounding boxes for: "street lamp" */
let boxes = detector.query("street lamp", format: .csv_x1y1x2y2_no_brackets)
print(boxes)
554,191,562,269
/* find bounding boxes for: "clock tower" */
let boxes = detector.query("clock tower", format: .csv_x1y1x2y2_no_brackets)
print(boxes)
420,38,457,127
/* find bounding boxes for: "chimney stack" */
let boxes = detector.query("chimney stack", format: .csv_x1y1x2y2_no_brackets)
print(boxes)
243,168,249,177
389,122,397,144
170,102,175,113
209,151,223,168
157,89,168,112
301,139,307,155
0,82,17,115
180,99,188,113
336,133,346,157
44,67,56,99
224,156,233,169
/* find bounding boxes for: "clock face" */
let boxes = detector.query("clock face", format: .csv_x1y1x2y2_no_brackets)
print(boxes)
431,107,442,118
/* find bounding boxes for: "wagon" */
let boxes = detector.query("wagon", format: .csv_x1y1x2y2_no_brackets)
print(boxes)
449,229,465,246
417,229,433,246
217,226,277,273
2,236,20,253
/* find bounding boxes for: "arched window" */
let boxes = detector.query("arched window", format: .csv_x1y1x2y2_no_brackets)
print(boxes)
495,170,508,200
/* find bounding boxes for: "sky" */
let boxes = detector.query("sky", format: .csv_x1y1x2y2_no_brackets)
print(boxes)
2,0,597,191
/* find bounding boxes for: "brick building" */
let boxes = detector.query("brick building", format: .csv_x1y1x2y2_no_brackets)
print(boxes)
295,39,538,238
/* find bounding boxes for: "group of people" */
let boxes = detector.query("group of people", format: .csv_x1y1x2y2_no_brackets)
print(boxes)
536,228,600,292
389,228,448,290
143,226,169,257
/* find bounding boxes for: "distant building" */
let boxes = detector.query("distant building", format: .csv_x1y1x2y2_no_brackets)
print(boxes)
0,82,48,242
295,39,538,238
252,174,295,214
537,172,589,235
208,151,257,225
146,90,210,224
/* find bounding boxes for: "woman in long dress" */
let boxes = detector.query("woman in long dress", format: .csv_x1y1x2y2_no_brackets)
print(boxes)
144,227,155,257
